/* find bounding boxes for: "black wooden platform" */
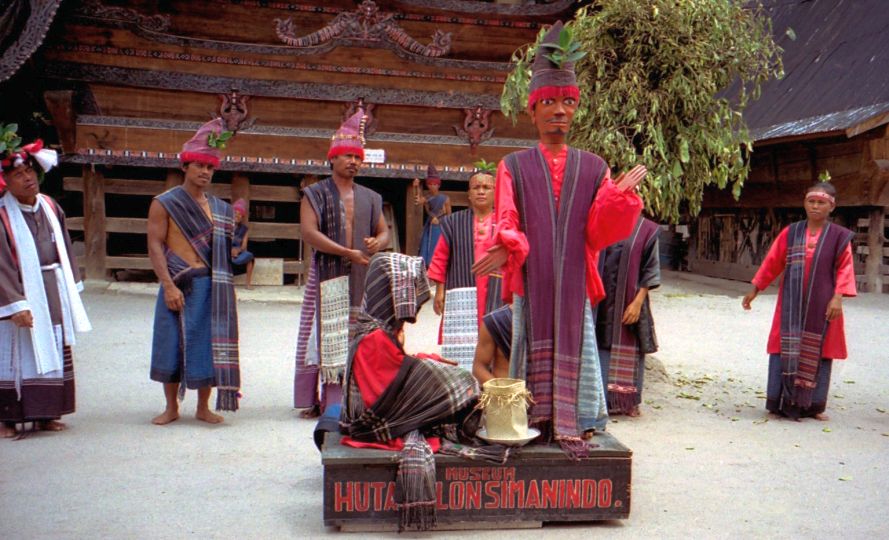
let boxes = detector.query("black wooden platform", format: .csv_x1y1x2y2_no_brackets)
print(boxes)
322,432,632,530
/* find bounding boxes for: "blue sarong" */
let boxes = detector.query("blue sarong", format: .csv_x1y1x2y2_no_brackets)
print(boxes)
150,275,215,388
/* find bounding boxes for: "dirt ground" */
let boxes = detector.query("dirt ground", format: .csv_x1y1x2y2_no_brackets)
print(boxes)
2,271,887,539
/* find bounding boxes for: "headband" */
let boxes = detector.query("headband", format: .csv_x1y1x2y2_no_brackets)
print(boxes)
806,191,835,204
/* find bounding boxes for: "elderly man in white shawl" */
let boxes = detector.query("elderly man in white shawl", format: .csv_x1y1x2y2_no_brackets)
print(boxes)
0,132,91,438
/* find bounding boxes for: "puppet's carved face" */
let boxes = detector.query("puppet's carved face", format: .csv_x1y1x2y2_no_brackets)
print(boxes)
530,95,577,140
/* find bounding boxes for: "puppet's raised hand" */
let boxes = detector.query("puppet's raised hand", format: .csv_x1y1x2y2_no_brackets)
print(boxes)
613,164,647,193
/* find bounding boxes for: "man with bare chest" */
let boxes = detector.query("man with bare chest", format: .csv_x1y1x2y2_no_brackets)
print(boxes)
148,119,241,424
294,110,388,416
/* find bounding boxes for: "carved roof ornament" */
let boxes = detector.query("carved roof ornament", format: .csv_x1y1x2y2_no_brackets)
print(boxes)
453,106,494,155
0,0,63,82
216,89,255,133
71,0,171,32
275,0,451,58
343,98,378,137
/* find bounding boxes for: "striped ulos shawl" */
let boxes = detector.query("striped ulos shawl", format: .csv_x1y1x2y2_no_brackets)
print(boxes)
156,186,240,411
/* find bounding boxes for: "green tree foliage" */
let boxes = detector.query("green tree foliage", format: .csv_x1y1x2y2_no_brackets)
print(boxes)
502,1,784,222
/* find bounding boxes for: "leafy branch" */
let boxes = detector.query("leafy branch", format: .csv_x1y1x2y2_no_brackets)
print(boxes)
539,26,587,69
500,27,546,124
0,123,22,155
568,0,783,222
207,130,234,150
473,159,497,174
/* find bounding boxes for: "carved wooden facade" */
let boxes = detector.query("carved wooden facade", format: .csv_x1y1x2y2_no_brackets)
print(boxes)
689,0,889,293
0,0,570,280
690,128,889,292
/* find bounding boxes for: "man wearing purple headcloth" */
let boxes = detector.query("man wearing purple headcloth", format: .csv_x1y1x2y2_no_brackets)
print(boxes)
473,21,647,456
293,110,389,418
148,118,241,425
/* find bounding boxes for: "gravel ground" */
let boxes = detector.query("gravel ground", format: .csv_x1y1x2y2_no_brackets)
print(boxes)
2,271,887,539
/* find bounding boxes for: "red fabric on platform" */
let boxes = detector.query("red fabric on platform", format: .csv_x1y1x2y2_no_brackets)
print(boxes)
341,435,441,452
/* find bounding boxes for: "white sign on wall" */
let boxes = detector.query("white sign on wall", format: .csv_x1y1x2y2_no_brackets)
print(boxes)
364,148,386,164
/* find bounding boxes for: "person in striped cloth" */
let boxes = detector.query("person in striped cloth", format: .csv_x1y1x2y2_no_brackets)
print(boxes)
427,168,503,338
147,118,241,425
340,252,506,531
596,216,661,417
293,109,389,418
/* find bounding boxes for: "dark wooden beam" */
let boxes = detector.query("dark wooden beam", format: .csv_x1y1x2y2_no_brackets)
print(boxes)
42,61,502,110
43,90,77,153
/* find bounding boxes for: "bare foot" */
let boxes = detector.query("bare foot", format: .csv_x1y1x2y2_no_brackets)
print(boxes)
246,284,254,290
626,406,642,418
1,423,16,438
195,409,224,424
298,405,321,419
813,413,830,421
38,420,66,432
152,409,180,425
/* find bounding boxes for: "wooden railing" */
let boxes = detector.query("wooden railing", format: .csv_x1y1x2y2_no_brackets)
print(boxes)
64,166,308,282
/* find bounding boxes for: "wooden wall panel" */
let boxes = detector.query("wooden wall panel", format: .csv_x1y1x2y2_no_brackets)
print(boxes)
85,85,538,139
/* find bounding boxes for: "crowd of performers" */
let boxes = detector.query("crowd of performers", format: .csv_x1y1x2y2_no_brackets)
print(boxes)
0,19,856,529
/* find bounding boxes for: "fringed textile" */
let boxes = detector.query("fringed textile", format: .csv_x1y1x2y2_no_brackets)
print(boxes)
440,287,478,371
778,221,853,414
605,218,659,413
395,430,437,532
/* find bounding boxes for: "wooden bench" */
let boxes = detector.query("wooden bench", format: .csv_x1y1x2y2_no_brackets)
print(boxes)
321,432,632,531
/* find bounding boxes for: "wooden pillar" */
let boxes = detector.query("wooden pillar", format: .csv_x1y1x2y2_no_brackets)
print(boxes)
82,165,106,280
164,168,183,190
231,173,250,205
865,207,886,293
405,181,423,257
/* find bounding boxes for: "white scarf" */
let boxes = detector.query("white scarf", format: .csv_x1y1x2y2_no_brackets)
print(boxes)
0,191,91,375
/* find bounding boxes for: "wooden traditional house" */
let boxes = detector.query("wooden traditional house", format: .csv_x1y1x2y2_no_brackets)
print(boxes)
689,0,889,293
0,0,580,283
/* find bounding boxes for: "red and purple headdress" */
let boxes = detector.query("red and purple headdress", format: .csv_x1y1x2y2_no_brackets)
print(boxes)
180,118,229,168
328,110,367,161
527,21,580,109
232,198,248,216
425,164,441,186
